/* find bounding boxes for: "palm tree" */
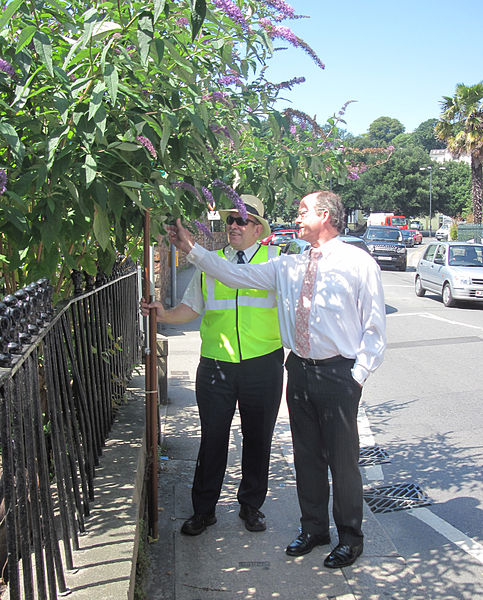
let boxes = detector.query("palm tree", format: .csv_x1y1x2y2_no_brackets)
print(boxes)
435,82,483,223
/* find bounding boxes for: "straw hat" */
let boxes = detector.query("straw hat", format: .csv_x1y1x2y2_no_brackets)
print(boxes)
219,194,271,240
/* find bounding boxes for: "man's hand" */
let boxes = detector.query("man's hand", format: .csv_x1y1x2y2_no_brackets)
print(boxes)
140,298,166,322
166,218,195,254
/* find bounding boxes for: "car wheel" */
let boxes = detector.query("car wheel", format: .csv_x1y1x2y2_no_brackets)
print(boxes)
415,276,426,297
397,260,407,272
442,282,456,307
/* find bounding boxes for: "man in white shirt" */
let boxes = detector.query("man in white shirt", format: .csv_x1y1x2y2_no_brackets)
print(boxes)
142,196,283,536
165,190,386,569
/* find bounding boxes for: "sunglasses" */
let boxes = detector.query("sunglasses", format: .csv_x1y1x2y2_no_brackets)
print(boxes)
226,215,258,226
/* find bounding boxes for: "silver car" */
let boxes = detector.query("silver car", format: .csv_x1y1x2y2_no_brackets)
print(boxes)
415,241,483,307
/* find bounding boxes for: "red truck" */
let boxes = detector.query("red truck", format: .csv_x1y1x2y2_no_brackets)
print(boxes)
366,213,408,229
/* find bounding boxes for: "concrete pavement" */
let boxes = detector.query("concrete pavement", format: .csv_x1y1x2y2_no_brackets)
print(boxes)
140,263,434,600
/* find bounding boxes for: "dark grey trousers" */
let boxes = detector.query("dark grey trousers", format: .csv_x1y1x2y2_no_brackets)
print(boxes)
285,351,364,545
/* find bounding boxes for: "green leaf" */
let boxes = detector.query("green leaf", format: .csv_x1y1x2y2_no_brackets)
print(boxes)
0,0,24,30
151,38,165,65
94,105,107,137
137,13,154,66
93,179,108,211
109,142,139,152
160,114,172,156
46,127,69,169
191,0,206,41
91,20,122,40
0,122,25,163
54,93,69,124
93,204,110,250
153,0,166,22
33,31,53,76
119,181,144,189
89,81,106,120
104,64,119,104
16,26,37,54
63,178,79,204
84,154,97,188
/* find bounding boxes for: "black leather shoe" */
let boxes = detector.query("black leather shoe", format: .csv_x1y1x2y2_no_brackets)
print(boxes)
285,532,330,556
239,504,266,532
180,513,216,536
324,543,363,568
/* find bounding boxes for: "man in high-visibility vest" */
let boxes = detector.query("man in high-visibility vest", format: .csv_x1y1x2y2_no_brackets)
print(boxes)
142,195,283,535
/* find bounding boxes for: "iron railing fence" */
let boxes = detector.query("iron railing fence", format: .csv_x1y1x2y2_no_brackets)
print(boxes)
0,259,141,600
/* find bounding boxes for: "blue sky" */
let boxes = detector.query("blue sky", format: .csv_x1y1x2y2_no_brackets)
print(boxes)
265,0,483,136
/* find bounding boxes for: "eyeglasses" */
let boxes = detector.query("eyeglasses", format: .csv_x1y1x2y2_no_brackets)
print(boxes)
226,215,258,226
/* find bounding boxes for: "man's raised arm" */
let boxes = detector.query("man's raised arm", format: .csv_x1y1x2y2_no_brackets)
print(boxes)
167,219,277,292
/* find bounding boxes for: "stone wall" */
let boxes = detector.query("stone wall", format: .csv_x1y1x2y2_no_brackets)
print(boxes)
154,231,227,306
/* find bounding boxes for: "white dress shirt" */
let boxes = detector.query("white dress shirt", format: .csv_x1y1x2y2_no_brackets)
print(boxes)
181,243,265,315
186,237,386,385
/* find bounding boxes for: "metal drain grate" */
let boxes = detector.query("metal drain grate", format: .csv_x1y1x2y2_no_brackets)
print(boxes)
359,445,390,466
363,482,431,514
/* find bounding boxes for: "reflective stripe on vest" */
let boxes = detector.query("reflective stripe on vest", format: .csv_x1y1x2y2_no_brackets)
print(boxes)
200,244,281,362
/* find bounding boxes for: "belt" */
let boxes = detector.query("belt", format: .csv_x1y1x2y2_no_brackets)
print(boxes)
291,352,346,366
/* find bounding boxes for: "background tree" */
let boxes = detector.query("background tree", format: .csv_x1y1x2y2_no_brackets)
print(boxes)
367,116,405,146
337,146,431,217
435,82,483,223
412,118,446,151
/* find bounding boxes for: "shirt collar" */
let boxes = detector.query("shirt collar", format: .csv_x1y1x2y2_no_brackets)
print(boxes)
310,235,341,258
225,242,260,262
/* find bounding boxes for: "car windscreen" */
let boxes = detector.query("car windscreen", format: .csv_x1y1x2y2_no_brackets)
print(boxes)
448,245,483,266
366,229,401,241
272,233,294,244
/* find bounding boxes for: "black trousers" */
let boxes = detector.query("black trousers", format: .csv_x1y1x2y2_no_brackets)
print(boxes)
285,352,364,545
192,347,284,515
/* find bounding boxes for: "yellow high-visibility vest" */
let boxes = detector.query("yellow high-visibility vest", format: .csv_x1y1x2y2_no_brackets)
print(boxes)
200,245,281,362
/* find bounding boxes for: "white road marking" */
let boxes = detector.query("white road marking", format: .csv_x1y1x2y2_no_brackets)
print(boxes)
358,406,384,481
408,507,483,564
387,311,483,332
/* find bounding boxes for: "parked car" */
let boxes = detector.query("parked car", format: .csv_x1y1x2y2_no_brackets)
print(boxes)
415,241,483,307
362,226,407,271
409,228,423,245
282,235,370,255
260,228,298,248
400,229,415,248
409,220,423,231
435,222,451,241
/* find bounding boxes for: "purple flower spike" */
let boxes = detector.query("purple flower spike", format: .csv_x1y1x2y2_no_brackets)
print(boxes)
0,58,14,78
202,186,215,207
170,181,203,203
259,21,324,69
213,0,251,32
273,76,305,90
0,168,7,195
194,220,214,239
212,179,247,219
136,136,157,159
262,0,295,18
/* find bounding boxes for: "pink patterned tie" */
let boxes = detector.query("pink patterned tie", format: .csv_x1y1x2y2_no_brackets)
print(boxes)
295,247,322,356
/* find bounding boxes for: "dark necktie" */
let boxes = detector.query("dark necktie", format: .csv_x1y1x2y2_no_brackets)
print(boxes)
236,250,246,264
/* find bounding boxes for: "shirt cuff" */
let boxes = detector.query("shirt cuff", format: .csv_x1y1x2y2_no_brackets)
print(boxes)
351,364,369,386
187,242,204,263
